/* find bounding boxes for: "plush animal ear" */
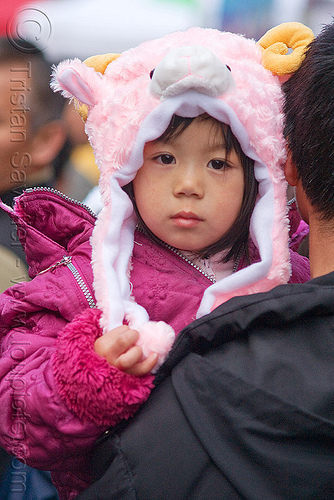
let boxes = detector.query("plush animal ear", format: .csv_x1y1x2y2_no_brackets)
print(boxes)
77,53,121,121
56,66,97,105
257,22,314,79
51,58,99,104
51,53,120,121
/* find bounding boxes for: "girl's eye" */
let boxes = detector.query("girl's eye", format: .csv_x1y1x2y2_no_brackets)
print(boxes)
208,159,229,170
155,154,175,165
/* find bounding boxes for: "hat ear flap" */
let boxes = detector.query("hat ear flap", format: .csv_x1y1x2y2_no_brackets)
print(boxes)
257,22,314,79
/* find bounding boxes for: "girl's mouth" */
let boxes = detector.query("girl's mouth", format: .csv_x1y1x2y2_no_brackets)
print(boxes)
170,211,203,228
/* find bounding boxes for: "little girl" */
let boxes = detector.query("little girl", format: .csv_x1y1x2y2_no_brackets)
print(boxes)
0,23,312,500
93,111,260,376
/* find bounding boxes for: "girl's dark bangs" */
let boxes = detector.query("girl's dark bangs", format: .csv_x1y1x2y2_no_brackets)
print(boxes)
154,115,195,143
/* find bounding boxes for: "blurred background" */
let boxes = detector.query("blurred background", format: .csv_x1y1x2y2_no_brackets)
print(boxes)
3,0,334,63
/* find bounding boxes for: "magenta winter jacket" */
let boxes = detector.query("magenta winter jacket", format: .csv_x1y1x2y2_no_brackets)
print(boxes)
0,189,310,500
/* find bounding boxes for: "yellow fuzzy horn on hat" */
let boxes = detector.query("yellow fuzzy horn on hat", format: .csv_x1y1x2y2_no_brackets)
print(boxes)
257,22,314,79
75,53,121,121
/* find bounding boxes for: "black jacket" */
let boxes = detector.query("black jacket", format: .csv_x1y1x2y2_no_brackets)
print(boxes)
78,273,334,500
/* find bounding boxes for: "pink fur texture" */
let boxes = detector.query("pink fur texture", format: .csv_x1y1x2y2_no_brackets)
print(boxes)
134,321,176,372
52,308,154,427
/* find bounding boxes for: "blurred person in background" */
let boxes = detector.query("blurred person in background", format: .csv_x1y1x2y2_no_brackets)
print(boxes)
0,37,65,292
0,36,63,500
55,102,99,203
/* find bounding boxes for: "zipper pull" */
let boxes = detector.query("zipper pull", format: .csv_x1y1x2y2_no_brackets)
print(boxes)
38,255,72,275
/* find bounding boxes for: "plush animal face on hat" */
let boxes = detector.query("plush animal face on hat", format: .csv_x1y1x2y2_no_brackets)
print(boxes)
52,23,313,369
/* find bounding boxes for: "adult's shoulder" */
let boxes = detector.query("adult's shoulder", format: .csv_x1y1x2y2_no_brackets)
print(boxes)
157,273,334,383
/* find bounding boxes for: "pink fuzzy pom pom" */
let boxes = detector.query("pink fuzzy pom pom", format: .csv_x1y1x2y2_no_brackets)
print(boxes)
135,321,175,373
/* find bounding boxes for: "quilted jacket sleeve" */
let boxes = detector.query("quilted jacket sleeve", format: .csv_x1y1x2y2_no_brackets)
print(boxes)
0,283,154,473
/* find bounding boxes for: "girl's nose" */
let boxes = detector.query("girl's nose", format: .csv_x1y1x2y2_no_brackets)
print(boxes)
173,164,204,198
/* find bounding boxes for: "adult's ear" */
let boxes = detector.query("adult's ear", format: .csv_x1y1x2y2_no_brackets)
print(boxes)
285,151,311,225
29,120,66,171
284,150,299,186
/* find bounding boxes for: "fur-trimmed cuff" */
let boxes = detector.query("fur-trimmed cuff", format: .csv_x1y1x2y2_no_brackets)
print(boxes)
52,308,154,427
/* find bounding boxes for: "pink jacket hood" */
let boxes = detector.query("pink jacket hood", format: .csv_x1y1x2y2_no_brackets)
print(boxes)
51,25,312,354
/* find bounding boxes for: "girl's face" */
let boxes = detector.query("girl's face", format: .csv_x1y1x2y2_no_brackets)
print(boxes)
133,117,245,253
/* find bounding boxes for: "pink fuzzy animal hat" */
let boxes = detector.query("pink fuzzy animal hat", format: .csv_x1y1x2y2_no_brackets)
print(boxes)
51,23,313,369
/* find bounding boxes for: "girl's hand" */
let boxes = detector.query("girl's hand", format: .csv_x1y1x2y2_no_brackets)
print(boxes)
94,325,158,376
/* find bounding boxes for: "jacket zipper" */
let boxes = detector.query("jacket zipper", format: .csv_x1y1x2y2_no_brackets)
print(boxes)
26,187,96,308
135,225,216,283
136,226,242,283
25,186,97,219
161,242,217,283
38,256,96,308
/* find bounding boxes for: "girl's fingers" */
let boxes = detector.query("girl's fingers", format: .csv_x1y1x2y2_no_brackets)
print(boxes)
94,325,139,362
123,352,159,377
94,325,158,375
116,345,144,370
111,327,139,355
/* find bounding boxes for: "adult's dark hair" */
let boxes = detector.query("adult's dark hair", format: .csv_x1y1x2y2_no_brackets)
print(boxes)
125,114,258,264
0,37,64,132
283,22,334,221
